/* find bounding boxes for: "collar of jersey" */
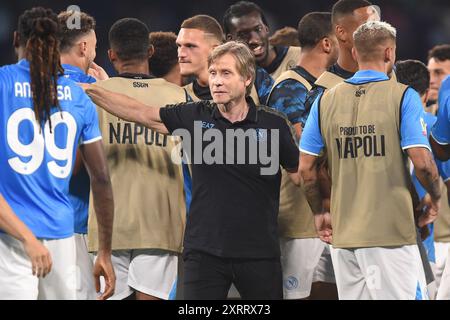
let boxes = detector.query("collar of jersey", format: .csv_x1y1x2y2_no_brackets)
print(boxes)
292,66,317,86
211,96,258,124
62,63,85,75
346,70,389,85
17,59,30,69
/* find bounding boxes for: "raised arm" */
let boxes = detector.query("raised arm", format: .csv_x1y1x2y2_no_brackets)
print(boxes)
0,194,52,277
79,140,115,300
85,85,168,134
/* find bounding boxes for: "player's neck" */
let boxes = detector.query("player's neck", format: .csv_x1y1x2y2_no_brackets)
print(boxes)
298,50,328,79
357,61,388,75
16,47,26,61
61,54,88,74
337,48,359,73
218,95,248,123
162,65,183,86
259,45,277,69
116,60,149,76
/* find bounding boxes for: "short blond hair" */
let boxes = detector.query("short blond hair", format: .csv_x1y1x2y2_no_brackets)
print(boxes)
353,21,396,62
208,41,255,96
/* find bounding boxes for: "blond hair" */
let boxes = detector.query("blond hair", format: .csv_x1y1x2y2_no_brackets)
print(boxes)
353,21,396,62
208,41,255,96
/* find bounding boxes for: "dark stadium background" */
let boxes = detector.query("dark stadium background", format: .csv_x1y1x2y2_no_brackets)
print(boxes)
0,0,449,75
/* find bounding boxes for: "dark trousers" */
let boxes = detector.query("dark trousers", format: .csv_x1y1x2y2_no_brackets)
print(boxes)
183,249,283,300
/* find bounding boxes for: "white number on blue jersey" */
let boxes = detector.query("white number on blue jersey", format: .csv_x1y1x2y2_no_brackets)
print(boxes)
7,108,77,178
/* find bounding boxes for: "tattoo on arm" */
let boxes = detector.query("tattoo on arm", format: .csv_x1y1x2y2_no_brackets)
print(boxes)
414,151,441,200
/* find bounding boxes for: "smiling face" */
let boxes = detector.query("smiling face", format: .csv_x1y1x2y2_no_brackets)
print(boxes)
208,53,251,105
226,11,270,65
176,28,215,78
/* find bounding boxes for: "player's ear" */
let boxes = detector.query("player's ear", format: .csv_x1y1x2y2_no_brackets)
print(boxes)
322,37,332,54
226,33,233,41
245,75,252,88
384,47,393,63
79,41,87,57
335,24,345,42
422,89,430,105
13,31,20,49
351,47,358,62
108,49,116,63
148,44,155,60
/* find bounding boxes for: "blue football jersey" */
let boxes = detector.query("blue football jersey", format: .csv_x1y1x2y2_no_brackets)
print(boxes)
62,64,96,234
62,64,96,84
0,59,101,239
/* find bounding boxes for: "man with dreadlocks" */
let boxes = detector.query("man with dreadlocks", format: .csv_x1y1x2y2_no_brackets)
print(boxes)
0,7,115,300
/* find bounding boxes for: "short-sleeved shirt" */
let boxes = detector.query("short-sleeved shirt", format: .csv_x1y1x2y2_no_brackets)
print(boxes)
0,59,101,239
431,76,450,144
62,64,97,234
267,66,316,125
412,111,437,199
300,70,431,156
159,98,299,258
62,64,96,84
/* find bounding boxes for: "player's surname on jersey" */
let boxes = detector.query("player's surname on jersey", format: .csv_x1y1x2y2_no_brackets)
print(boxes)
2,0,450,303
14,82,73,101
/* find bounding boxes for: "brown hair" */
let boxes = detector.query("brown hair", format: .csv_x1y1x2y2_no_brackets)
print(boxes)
208,41,255,96
18,7,63,132
58,10,96,53
149,31,178,77
269,27,300,47
428,44,450,62
181,15,224,44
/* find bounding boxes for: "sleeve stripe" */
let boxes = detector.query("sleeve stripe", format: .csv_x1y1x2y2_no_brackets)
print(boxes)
81,136,102,145
402,144,432,152
430,131,449,146
299,148,320,156
444,177,450,183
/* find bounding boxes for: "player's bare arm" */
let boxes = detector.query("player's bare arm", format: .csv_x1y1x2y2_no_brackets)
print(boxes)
408,147,441,226
0,194,52,278
317,155,332,211
300,152,333,243
85,85,169,134
79,140,116,300
300,153,323,213
287,159,301,186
